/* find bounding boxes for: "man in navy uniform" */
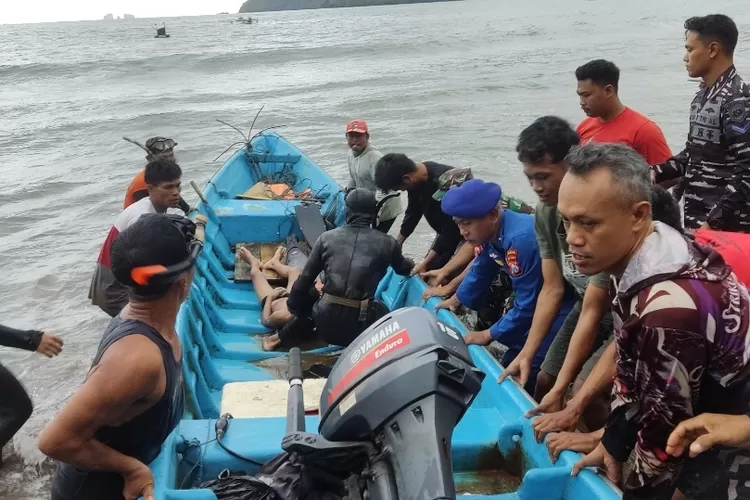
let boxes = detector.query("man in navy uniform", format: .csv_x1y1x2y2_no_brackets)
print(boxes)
441,179,574,394
653,14,750,232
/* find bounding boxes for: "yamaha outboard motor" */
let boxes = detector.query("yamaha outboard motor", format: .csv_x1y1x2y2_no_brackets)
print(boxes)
282,306,486,500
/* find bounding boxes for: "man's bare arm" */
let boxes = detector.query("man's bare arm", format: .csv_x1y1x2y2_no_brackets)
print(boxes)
498,259,564,386
38,335,164,475
565,340,616,414
546,283,610,399
440,243,475,276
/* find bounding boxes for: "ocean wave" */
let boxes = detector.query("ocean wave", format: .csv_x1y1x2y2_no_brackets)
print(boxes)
0,39,422,84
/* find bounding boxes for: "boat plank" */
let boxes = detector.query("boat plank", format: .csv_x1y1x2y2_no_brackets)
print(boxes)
221,379,327,418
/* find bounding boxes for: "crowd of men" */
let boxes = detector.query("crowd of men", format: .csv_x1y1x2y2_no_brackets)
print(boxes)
0,11,749,500
346,13,750,500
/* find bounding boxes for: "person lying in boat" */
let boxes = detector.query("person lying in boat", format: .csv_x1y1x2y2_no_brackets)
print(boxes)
0,323,62,468
124,136,191,214
344,120,402,234
374,153,463,274
552,143,750,500
41,213,201,500
238,236,319,351
440,178,576,395
89,158,183,318
285,188,414,347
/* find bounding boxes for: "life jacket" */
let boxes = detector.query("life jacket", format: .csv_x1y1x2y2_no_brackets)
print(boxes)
124,169,148,209
695,229,750,286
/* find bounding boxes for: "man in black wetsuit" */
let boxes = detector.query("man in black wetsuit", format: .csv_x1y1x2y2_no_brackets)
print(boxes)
40,213,202,500
0,324,62,467
374,153,463,274
286,188,414,347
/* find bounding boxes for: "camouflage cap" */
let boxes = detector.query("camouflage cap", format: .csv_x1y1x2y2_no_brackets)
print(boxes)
432,167,474,201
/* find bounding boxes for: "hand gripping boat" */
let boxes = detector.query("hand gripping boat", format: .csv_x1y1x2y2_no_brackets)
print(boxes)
146,130,622,499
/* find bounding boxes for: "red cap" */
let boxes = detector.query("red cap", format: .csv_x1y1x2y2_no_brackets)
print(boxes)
346,119,368,134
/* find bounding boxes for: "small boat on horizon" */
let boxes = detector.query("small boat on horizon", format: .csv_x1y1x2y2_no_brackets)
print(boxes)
154,22,170,38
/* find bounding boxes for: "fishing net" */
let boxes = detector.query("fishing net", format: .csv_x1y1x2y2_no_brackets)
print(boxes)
194,452,345,500
196,475,278,500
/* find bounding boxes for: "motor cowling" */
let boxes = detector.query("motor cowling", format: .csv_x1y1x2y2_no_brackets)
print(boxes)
318,306,486,500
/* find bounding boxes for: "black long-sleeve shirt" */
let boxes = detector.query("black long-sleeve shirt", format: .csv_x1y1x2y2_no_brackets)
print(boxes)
0,323,43,352
399,162,463,257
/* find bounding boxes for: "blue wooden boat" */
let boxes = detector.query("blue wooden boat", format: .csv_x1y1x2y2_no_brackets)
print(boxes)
148,130,622,499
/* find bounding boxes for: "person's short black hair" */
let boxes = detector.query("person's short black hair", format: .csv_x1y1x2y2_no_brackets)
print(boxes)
374,153,417,191
144,158,182,186
651,185,683,233
685,14,739,56
111,213,190,299
517,116,580,165
575,59,620,92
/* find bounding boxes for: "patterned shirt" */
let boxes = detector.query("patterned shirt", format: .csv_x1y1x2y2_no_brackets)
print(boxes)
602,222,750,499
653,66,750,232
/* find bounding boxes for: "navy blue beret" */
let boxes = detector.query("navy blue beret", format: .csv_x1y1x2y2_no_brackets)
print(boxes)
441,179,503,218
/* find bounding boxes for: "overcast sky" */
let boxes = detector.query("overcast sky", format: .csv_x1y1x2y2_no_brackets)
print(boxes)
0,0,242,25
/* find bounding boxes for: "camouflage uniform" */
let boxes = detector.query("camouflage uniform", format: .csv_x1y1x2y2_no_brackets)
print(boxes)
654,66,750,231
432,167,535,214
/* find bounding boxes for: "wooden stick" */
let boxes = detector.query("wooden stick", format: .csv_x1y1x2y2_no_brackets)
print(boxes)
122,136,149,152
195,214,208,242
190,180,209,205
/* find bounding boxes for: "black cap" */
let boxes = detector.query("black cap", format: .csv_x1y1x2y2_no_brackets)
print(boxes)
111,214,190,291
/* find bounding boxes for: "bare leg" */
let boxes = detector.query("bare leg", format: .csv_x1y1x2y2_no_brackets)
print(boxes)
239,248,275,303
264,259,297,280
533,371,557,403
263,246,295,279
264,247,304,292
572,377,611,432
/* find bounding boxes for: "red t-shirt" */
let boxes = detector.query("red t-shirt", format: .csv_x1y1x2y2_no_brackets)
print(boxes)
695,229,750,286
576,107,673,165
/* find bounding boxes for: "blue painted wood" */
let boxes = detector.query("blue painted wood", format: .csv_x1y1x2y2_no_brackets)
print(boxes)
148,131,621,499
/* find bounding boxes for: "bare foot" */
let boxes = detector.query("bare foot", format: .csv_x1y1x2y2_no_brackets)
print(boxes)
546,431,601,463
263,246,286,270
262,334,282,351
239,248,261,270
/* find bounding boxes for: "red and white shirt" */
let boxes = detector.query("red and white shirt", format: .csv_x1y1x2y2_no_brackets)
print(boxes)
96,197,156,269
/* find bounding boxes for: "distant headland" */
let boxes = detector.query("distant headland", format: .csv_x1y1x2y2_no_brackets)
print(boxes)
239,0,461,13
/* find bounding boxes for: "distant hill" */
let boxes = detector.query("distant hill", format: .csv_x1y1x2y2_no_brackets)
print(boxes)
239,0,461,13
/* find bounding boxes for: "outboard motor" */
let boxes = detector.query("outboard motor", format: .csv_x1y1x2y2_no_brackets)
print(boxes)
282,307,486,500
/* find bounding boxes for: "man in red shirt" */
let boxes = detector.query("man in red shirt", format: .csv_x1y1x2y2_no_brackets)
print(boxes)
575,59,673,165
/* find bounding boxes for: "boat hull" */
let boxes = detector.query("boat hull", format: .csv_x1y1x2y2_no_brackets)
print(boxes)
148,131,621,499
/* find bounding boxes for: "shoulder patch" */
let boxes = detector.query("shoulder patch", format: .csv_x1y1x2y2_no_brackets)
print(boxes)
726,99,748,124
506,248,523,277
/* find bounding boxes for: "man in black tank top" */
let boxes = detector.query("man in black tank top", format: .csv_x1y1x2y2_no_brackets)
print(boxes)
39,213,203,500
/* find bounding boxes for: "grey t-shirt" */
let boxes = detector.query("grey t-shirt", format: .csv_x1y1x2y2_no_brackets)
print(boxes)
347,145,402,222
534,201,610,296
